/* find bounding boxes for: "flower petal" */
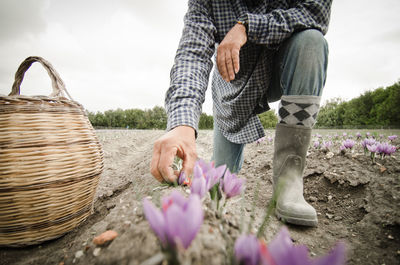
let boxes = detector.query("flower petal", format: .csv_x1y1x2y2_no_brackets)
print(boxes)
142,198,166,245
234,234,260,265
162,190,187,209
267,227,311,265
191,176,207,198
312,242,346,265
164,194,203,249
193,164,204,179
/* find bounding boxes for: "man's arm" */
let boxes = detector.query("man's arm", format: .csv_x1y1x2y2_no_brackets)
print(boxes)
246,0,332,49
216,0,332,82
151,0,216,183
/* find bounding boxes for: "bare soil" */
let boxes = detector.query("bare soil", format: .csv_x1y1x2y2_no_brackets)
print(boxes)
1,129,399,265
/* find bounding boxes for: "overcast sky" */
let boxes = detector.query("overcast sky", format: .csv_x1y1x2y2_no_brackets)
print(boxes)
1,0,399,114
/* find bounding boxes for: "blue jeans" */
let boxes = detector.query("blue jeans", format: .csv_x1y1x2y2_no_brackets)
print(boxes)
212,29,328,173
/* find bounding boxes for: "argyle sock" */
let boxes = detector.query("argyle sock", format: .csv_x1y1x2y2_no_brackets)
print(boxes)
278,95,321,128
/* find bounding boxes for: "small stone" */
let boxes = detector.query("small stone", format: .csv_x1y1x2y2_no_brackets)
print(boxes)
326,213,334,219
309,196,317,202
106,190,113,197
334,216,343,221
380,166,387,173
106,203,116,210
327,195,333,201
93,248,101,257
344,194,350,199
325,152,334,159
93,230,118,246
124,220,132,226
75,250,84,259
388,235,394,240
310,252,316,257
323,220,329,225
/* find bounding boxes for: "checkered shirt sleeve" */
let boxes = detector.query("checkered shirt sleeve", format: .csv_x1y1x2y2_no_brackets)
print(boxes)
246,0,332,49
165,0,216,133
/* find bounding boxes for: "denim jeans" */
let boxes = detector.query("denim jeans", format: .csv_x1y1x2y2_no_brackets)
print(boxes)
212,29,328,173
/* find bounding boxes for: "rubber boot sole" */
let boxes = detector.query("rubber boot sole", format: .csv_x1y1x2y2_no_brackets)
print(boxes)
276,207,318,227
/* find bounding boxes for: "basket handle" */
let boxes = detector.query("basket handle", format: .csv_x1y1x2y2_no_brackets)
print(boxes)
9,56,73,100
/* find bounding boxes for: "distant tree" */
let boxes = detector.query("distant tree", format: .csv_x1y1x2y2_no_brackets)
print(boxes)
199,113,214,129
258,110,278,128
315,80,400,128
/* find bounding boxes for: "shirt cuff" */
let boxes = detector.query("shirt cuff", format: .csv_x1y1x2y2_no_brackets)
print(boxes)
166,107,200,138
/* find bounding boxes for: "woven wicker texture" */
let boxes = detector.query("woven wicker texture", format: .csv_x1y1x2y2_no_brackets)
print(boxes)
0,56,104,246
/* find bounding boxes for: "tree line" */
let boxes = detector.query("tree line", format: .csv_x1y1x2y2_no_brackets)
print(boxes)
88,80,399,130
88,106,278,130
315,80,400,128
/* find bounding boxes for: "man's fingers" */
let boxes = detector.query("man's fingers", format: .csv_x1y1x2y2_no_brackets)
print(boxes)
225,51,235,81
180,148,197,178
158,146,178,183
232,48,240,74
150,142,164,182
217,48,229,82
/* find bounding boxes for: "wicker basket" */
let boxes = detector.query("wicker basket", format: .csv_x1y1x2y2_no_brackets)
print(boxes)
0,56,104,246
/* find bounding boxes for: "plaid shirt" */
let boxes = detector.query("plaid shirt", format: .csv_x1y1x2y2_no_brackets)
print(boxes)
165,0,332,144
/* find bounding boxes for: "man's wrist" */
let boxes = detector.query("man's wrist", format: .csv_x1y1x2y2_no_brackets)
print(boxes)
237,15,249,34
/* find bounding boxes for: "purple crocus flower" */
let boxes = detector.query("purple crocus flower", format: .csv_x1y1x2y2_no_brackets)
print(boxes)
356,132,362,139
195,159,226,190
388,135,398,141
342,132,347,138
313,141,320,149
377,142,397,157
322,141,332,150
234,227,346,265
191,165,207,198
256,136,266,145
142,191,203,249
367,144,378,153
267,136,273,143
366,132,371,138
342,139,355,149
361,138,376,148
221,169,245,198
178,171,187,185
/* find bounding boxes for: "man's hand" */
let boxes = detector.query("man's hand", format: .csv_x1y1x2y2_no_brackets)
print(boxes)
217,23,247,82
150,126,197,183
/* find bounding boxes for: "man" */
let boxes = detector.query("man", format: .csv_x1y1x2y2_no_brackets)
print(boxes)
151,0,332,227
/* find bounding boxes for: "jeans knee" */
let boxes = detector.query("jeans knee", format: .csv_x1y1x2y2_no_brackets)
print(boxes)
278,29,329,96
291,29,328,59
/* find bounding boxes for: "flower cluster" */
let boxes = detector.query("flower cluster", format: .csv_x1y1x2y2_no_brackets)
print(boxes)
312,131,398,161
235,227,346,265
361,138,397,160
180,159,246,201
143,158,347,264
190,160,226,198
341,139,355,150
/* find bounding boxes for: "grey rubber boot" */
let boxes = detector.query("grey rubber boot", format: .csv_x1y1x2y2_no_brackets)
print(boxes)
272,123,318,227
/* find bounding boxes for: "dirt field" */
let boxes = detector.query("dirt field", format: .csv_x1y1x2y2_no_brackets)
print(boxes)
1,129,399,265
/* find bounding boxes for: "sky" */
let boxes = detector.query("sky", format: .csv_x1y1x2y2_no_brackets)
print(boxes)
0,0,399,115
